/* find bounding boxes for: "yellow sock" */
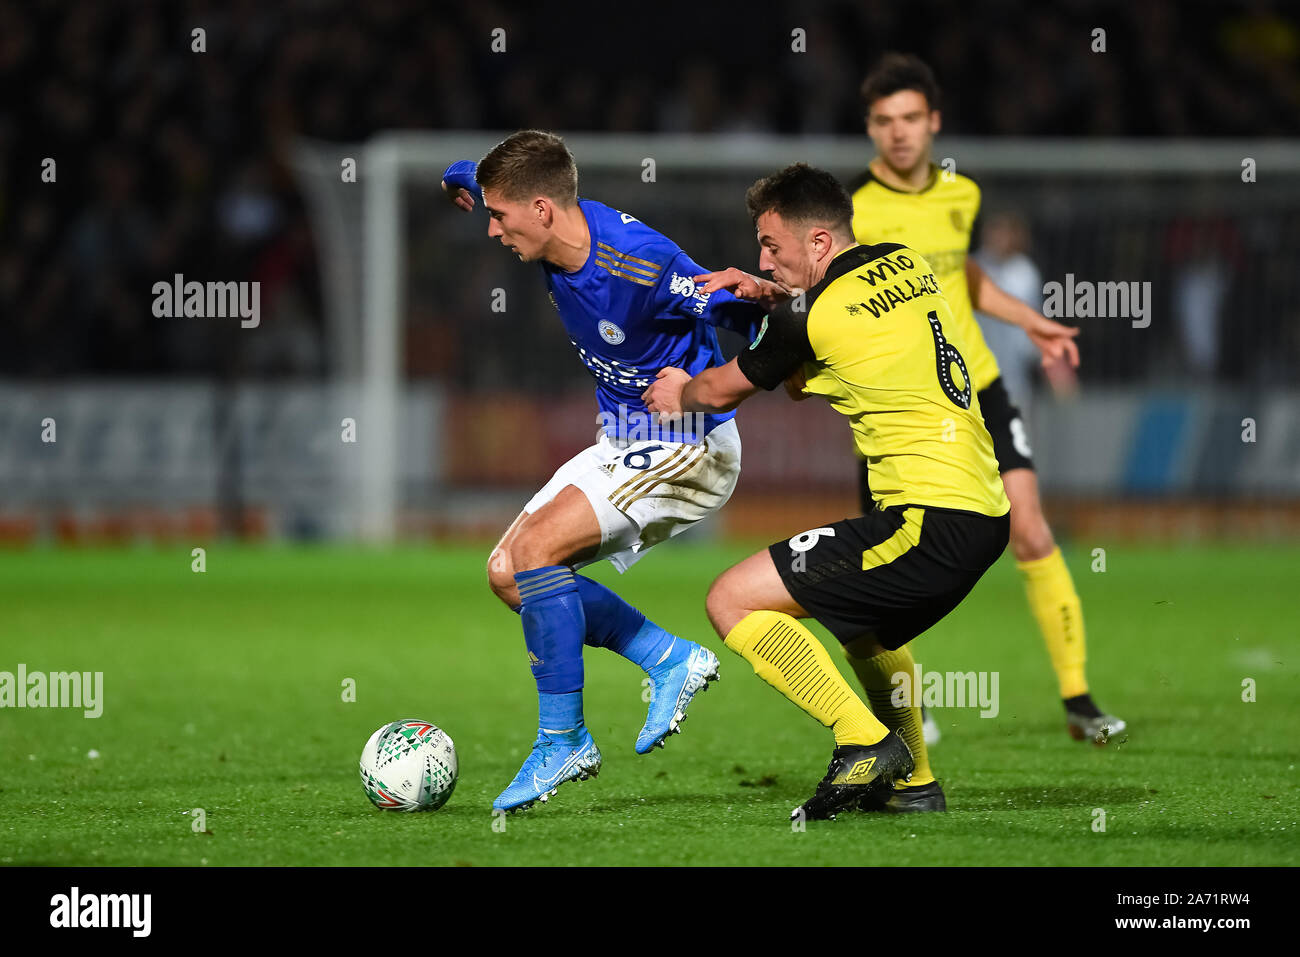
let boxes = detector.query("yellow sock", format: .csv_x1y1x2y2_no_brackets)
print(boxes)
724,611,887,747
1017,547,1088,699
846,645,934,787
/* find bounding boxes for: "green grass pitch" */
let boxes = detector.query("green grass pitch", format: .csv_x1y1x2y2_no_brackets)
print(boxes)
1,541,1296,866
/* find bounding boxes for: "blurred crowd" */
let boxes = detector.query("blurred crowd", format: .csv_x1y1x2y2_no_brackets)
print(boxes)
1,0,1297,379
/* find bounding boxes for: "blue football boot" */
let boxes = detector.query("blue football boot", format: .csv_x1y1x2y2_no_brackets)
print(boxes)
635,640,720,754
493,728,601,813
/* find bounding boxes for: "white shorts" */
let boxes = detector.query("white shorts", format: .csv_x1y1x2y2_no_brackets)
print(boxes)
523,418,741,573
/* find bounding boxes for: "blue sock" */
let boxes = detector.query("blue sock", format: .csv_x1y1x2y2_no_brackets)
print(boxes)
575,576,644,648
575,576,680,673
507,574,682,674
538,690,584,737
514,566,586,699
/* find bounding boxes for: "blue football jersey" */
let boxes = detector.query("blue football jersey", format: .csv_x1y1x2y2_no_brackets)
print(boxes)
541,199,764,444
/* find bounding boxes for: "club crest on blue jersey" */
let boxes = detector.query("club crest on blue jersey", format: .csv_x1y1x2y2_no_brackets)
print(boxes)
598,320,626,345
668,273,698,297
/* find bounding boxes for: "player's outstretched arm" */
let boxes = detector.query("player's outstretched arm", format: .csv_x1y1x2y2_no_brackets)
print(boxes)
965,258,1080,368
694,267,793,311
642,361,760,416
440,160,484,213
691,267,808,401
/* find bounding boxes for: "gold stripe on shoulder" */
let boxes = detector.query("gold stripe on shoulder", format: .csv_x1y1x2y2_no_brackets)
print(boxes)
595,260,657,287
596,242,663,272
595,250,659,278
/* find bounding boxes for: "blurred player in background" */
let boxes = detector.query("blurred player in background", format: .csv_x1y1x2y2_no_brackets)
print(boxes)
974,211,1078,416
442,130,783,812
646,164,1010,818
846,54,1124,744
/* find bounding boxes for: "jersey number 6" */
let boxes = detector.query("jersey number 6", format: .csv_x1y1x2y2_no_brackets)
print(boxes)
927,310,972,410
623,445,666,470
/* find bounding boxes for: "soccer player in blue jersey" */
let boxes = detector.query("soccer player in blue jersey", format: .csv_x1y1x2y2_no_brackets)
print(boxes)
441,130,785,812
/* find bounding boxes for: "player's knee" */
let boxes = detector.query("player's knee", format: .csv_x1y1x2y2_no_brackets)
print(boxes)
508,520,579,577
486,547,518,605
507,532,550,575
704,587,730,639
705,573,746,639
1010,512,1055,562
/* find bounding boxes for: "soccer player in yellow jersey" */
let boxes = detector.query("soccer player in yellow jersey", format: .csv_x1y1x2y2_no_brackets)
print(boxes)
847,54,1124,744
645,163,1009,819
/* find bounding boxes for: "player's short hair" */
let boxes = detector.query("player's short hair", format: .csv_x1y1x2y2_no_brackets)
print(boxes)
477,130,578,207
745,163,854,239
860,53,942,113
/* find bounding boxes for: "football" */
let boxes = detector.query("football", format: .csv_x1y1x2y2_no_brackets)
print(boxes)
359,719,458,811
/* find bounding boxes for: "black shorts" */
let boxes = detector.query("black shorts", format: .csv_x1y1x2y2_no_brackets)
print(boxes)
769,504,1010,650
857,376,1033,514
977,377,1035,475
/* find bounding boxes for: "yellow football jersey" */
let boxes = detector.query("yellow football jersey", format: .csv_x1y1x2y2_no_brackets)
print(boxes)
846,164,1000,393
736,243,1009,518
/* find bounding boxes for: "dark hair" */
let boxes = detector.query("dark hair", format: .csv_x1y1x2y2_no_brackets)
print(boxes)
745,163,854,238
860,53,942,113
477,129,578,206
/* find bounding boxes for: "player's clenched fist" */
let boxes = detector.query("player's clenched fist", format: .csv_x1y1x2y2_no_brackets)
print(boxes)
642,366,691,416
441,160,484,212
441,181,476,212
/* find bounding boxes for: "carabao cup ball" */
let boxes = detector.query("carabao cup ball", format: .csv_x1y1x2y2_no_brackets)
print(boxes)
359,719,458,811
